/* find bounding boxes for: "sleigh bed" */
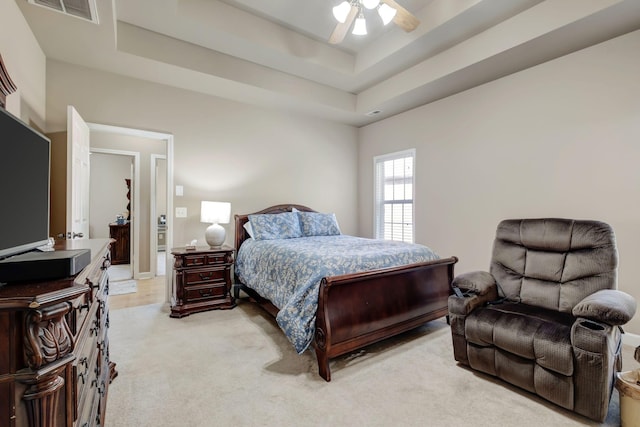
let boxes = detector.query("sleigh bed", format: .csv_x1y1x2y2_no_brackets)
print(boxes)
234,204,457,381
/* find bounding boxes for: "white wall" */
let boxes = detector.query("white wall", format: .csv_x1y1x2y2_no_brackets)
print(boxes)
359,30,640,334
0,0,46,127
44,60,359,249
89,153,132,239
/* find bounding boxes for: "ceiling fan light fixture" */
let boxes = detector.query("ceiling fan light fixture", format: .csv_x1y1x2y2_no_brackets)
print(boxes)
362,0,380,9
352,12,367,35
378,3,397,25
332,1,351,23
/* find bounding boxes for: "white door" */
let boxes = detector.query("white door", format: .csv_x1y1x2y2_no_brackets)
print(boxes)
66,106,90,240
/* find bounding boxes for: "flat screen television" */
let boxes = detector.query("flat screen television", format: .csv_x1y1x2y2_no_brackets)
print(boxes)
0,107,51,260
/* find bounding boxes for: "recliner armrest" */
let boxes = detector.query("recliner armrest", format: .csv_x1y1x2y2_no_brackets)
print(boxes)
448,294,492,316
572,289,637,326
453,271,498,297
449,271,499,316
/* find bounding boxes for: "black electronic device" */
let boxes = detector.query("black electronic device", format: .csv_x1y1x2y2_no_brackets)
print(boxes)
0,107,51,260
0,249,91,283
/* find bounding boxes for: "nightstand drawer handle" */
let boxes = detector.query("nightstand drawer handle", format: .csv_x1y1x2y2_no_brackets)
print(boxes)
199,273,212,280
199,290,212,297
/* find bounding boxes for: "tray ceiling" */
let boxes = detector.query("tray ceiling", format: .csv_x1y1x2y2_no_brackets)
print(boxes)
16,0,640,126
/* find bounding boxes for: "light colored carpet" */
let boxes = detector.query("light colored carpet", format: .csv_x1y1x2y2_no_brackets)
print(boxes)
109,279,137,296
106,301,623,427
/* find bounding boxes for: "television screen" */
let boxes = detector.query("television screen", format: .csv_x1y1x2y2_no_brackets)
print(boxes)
0,108,51,259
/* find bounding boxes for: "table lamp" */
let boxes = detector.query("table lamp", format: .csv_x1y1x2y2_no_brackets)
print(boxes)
200,201,231,247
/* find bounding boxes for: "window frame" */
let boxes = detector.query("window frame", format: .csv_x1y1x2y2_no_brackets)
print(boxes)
373,148,416,243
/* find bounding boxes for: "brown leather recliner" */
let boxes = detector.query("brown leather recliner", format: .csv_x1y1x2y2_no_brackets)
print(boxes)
449,219,637,421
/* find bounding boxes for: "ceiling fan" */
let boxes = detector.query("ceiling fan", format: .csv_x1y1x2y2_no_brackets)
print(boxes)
329,0,420,44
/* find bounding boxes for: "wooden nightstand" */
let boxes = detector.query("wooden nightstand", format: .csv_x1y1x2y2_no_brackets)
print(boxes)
170,245,236,318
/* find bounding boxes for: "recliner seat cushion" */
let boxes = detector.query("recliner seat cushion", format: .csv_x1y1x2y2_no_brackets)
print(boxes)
465,303,575,376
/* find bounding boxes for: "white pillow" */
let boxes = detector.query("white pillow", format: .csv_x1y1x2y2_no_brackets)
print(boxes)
243,221,255,239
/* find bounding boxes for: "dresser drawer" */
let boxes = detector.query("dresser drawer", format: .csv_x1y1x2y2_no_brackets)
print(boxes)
76,384,98,427
184,283,227,302
73,334,98,420
67,291,92,337
184,267,227,286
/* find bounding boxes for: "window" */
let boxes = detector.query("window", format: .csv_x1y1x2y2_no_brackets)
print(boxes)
374,149,415,243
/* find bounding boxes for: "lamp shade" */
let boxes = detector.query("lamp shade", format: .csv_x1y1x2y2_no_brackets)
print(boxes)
332,1,351,23
201,201,230,247
200,201,231,224
378,3,397,25
352,14,367,35
362,0,380,9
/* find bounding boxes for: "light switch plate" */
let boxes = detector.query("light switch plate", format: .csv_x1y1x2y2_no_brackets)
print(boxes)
176,185,184,196
175,207,187,218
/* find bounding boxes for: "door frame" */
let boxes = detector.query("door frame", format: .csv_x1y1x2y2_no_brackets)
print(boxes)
150,153,167,277
90,148,140,279
87,123,174,302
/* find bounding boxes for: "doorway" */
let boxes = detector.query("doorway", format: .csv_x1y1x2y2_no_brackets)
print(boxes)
87,123,174,301
89,149,138,282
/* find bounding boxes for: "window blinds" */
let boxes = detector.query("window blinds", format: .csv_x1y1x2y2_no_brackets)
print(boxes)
374,149,415,243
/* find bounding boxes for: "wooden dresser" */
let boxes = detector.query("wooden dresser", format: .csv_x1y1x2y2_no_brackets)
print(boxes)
108,223,130,265
170,246,235,318
0,239,116,427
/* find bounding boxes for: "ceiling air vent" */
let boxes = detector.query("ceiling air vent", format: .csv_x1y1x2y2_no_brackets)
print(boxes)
28,0,99,24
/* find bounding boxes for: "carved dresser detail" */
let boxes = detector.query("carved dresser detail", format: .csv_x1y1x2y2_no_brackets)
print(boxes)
0,239,116,427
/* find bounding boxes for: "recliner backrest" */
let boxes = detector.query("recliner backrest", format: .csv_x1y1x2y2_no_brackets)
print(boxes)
490,218,618,313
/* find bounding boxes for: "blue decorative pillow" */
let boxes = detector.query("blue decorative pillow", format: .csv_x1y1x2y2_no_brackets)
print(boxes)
248,212,302,240
298,212,341,237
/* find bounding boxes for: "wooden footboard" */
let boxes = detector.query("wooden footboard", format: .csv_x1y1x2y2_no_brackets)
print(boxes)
234,204,458,381
314,256,457,381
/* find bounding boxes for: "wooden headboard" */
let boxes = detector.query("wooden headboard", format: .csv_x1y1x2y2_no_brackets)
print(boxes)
234,204,316,250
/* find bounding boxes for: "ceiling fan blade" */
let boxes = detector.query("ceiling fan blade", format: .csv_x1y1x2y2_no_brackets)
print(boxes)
329,6,358,44
382,0,420,32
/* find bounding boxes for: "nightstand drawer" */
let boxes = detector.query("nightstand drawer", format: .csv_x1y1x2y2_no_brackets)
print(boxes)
185,284,227,302
182,253,231,267
206,253,231,265
184,268,227,286
183,255,207,267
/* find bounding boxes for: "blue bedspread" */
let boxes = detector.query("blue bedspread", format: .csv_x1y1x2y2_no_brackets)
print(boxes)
235,235,440,353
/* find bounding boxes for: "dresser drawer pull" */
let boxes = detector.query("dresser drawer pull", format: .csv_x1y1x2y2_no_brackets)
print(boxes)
199,290,212,298
78,357,89,384
86,278,99,289
91,318,100,336
199,272,213,280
